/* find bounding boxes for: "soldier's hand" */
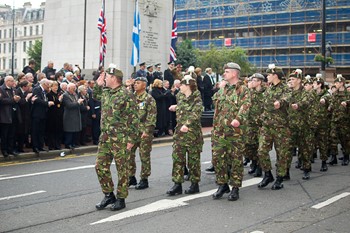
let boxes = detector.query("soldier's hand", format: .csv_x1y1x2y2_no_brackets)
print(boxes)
141,132,148,138
274,101,281,109
341,101,347,107
320,98,326,104
291,103,298,110
127,142,134,151
180,125,189,133
169,105,177,112
96,72,106,86
231,119,240,128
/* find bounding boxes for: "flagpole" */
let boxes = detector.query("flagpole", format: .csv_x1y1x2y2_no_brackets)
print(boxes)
102,0,105,67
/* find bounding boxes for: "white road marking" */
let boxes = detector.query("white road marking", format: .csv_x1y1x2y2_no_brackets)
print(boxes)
0,174,10,177
0,165,95,181
202,161,212,164
90,178,262,225
251,231,264,233
311,192,350,209
0,190,47,201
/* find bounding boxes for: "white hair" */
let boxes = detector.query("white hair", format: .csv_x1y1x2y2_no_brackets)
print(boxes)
60,82,67,89
65,72,73,78
174,79,181,85
67,83,76,90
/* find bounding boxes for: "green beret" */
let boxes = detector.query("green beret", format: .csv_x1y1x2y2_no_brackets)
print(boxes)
289,69,303,79
249,73,265,81
334,74,345,83
106,64,123,79
314,73,324,83
224,62,241,71
266,64,284,76
135,77,148,83
303,75,313,85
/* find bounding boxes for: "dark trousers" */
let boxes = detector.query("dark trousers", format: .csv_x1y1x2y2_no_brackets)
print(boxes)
32,118,46,150
1,123,16,154
92,118,101,143
47,131,63,149
64,132,78,147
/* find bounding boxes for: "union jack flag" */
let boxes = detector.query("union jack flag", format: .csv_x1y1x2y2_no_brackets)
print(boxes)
169,5,177,62
98,0,107,66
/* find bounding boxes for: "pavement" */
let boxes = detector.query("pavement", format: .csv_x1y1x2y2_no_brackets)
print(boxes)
0,127,213,163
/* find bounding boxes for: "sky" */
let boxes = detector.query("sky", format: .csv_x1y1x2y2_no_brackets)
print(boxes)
2,0,45,9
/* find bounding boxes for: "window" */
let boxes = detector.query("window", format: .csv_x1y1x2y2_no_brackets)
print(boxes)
9,43,11,53
0,43,1,53
2,58,5,70
14,59,17,69
4,44,6,54
9,59,12,69
29,41,32,48
36,25,39,35
23,58,26,68
9,29,12,38
42,25,44,34
14,43,17,53
15,28,18,37
24,27,27,36
30,26,33,36
0,30,2,39
4,29,7,38
23,41,26,52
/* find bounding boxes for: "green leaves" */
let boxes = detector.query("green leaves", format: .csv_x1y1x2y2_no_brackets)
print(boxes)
27,40,42,71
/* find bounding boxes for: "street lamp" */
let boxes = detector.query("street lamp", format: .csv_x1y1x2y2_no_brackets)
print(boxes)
11,5,15,76
321,0,326,71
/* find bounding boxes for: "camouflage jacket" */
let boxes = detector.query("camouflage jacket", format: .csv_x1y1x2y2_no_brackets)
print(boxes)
312,89,331,128
175,90,203,131
213,81,250,137
247,87,266,127
134,91,157,135
94,84,139,144
288,86,312,129
329,89,349,123
261,81,289,128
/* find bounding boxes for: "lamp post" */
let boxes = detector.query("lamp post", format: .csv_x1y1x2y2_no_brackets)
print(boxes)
321,0,326,71
11,5,15,76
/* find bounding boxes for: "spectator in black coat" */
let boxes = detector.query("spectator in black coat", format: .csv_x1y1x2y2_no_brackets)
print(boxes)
42,61,56,81
77,85,90,146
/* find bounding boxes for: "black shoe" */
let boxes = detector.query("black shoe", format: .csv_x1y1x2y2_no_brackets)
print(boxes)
2,151,9,158
302,170,310,180
166,183,182,196
271,176,284,190
328,154,338,165
110,198,125,211
243,158,250,166
33,148,40,154
248,160,257,174
339,157,344,160
320,161,328,172
135,179,149,190
205,165,215,173
295,159,302,169
283,169,290,181
212,183,230,199
253,165,262,177
128,176,137,187
9,151,19,157
258,171,274,188
95,192,116,210
185,182,199,194
17,149,25,153
38,148,46,152
228,187,239,201
341,154,349,166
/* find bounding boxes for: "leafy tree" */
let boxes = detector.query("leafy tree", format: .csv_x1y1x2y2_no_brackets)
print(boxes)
27,40,42,71
176,39,198,69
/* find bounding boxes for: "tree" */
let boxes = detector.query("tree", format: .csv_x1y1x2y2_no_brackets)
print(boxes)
27,40,42,71
176,39,198,69
197,44,255,77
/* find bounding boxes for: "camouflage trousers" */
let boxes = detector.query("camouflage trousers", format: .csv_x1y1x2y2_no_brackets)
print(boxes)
290,127,313,171
258,125,292,177
212,134,244,188
245,125,260,161
329,122,350,156
129,134,154,179
314,126,330,161
95,141,129,199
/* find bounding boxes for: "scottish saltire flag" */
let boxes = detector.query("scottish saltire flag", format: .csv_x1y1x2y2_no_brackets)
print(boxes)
169,6,177,62
97,0,107,66
131,0,141,67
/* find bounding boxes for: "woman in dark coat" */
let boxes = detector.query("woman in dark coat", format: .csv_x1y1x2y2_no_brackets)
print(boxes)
46,81,64,150
150,79,172,137
76,85,90,146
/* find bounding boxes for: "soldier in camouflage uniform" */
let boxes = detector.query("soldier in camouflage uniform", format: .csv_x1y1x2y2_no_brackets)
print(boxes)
257,64,291,190
288,69,314,180
211,62,250,201
312,74,332,171
128,77,157,190
245,73,266,177
328,74,350,166
94,64,139,211
166,75,203,195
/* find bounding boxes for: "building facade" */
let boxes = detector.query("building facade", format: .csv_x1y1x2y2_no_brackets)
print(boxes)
0,2,45,76
175,0,350,76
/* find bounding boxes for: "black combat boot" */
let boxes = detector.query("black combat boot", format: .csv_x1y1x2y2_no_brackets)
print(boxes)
341,154,349,166
166,183,182,196
243,158,250,166
110,198,125,211
228,187,239,201
128,176,137,187
328,154,338,165
271,176,284,190
248,160,257,174
184,182,199,194
320,161,328,172
184,166,190,181
283,168,290,181
95,192,116,210
253,165,262,177
135,179,149,190
258,170,274,188
212,183,230,199
302,169,310,180
205,164,215,173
